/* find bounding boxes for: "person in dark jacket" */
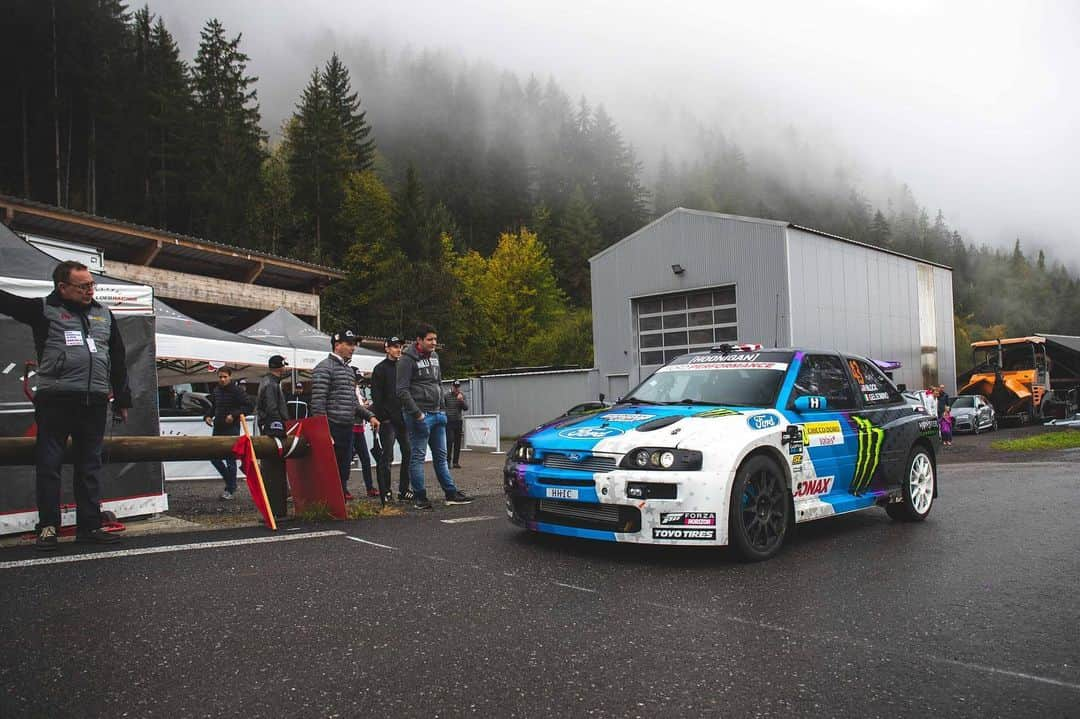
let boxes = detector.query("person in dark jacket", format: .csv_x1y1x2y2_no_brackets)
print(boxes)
370,336,412,503
445,380,468,468
204,367,253,500
0,260,131,550
396,323,472,509
311,329,379,500
256,354,290,437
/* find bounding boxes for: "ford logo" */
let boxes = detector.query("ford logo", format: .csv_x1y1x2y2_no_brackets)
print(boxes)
747,413,780,430
558,427,625,439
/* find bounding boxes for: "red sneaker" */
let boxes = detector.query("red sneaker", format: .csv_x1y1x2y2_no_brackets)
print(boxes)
366,488,380,497
344,492,355,501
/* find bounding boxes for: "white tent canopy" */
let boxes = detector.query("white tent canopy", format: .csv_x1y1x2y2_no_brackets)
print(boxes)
238,307,381,373
154,299,293,385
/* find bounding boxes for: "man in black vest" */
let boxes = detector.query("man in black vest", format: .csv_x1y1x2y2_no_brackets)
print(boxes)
0,260,132,550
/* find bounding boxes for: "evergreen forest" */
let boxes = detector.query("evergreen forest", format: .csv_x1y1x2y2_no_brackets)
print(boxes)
3,3,1078,375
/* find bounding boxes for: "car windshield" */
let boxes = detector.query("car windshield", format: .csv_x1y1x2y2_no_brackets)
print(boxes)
624,351,792,407
951,396,974,408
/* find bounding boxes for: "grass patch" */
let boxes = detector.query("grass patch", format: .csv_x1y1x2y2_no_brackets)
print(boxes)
346,499,405,520
297,501,333,522
990,430,1080,452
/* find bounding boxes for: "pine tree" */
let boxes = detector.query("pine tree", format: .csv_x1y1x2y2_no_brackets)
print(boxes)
146,15,193,231
395,163,428,260
549,185,603,305
286,68,344,262
322,53,376,172
868,209,891,248
189,18,266,243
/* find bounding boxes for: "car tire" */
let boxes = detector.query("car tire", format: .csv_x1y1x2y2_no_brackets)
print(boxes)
886,446,935,522
991,417,998,431
973,419,981,435
728,455,791,562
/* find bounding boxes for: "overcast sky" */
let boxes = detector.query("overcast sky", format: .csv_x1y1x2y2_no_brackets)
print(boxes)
150,0,1080,269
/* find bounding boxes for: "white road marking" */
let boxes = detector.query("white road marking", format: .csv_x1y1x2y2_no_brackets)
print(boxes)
552,581,598,594
2,363,15,374
345,536,395,550
0,531,347,570
440,515,497,524
641,601,1080,692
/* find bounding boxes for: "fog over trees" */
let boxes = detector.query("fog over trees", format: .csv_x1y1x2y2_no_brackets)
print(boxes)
2,3,1077,373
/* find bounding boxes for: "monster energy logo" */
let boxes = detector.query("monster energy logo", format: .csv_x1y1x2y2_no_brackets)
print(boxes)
694,408,741,418
850,416,884,494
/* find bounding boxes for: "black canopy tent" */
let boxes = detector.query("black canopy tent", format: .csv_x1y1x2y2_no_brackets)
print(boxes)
0,222,162,534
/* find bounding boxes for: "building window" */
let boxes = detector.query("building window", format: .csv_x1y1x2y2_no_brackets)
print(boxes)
634,286,738,369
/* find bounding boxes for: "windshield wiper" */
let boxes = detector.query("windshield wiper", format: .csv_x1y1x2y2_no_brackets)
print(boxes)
621,397,661,405
667,398,724,406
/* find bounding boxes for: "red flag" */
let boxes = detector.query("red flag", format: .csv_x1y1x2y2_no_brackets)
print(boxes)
231,433,277,530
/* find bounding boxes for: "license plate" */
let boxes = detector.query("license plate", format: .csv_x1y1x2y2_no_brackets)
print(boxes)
545,487,579,500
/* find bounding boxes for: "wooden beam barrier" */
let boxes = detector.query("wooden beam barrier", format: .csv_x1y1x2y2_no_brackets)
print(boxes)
0,436,308,519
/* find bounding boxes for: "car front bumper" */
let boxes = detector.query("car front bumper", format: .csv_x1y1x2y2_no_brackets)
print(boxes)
503,460,732,546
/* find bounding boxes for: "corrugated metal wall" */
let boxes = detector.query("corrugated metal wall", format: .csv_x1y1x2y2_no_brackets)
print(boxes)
590,210,790,386
786,227,956,391
478,369,601,437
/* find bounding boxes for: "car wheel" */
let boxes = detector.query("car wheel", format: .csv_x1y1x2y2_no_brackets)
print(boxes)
991,417,998,431
886,447,935,522
728,455,791,561
973,418,981,435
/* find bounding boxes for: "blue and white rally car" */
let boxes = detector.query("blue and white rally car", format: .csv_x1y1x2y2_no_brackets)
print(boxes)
504,344,941,561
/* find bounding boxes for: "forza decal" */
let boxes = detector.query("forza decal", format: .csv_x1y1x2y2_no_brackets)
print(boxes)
794,476,834,498
850,416,884,494
694,408,741,419
652,528,716,540
557,426,624,439
746,413,780,430
802,421,843,447
659,512,716,526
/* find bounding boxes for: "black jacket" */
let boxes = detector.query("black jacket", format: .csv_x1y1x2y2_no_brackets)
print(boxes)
370,357,403,421
0,288,131,408
205,381,253,432
256,372,289,431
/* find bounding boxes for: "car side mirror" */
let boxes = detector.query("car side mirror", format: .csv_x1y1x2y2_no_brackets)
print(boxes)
897,383,907,392
794,395,828,411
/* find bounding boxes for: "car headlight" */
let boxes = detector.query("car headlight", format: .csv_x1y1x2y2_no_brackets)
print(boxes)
619,447,702,471
510,441,538,463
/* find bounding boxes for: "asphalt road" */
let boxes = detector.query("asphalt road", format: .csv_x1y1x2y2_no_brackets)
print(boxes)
2,458,1078,718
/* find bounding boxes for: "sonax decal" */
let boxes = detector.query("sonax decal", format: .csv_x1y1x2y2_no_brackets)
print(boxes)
793,476,834,498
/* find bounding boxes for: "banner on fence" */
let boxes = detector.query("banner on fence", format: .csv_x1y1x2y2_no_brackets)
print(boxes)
463,414,501,453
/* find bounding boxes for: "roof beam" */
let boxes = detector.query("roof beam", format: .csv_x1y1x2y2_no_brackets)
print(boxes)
243,261,265,284
135,239,163,266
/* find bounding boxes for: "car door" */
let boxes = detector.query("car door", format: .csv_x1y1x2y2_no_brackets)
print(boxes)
787,354,859,504
846,356,909,494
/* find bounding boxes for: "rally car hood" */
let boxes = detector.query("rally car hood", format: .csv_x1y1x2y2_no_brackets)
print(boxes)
523,404,759,454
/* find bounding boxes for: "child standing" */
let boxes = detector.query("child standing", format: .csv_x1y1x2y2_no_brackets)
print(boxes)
939,405,954,447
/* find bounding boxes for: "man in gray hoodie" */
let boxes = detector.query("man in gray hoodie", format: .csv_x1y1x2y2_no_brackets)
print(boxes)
396,323,473,509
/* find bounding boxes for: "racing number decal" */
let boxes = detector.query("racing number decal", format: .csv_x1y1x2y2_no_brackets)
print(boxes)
850,416,884,494
848,359,865,386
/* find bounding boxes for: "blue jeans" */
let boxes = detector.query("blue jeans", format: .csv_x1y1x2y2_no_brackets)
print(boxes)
328,421,356,494
404,411,458,499
210,423,241,493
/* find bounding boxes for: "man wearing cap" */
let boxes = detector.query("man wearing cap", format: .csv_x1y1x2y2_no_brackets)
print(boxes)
396,322,473,509
370,336,412,503
444,380,468,469
256,354,289,438
311,330,379,500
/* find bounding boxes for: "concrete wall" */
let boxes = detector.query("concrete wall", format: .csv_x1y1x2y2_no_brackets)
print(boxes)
474,369,601,437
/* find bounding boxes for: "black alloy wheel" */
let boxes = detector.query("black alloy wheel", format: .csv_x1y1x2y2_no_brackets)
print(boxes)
729,455,791,561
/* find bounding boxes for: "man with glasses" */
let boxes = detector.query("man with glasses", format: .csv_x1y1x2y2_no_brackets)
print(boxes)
0,260,132,550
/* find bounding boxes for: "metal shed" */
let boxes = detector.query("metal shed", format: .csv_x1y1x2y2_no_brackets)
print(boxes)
589,208,956,394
